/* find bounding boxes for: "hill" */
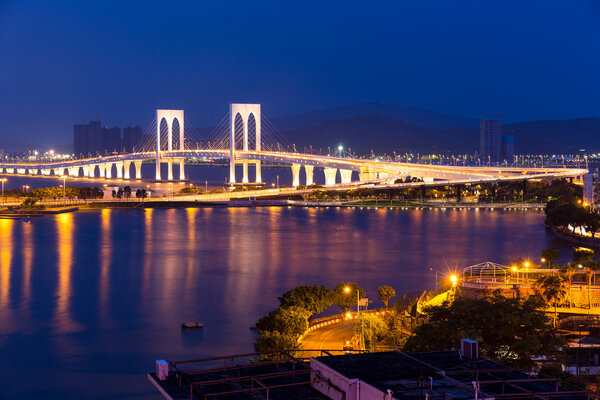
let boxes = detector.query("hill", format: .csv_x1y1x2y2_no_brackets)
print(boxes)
269,103,479,131
279,115,600,155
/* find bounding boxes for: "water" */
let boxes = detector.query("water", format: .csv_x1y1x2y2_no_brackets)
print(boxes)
0,207,572,399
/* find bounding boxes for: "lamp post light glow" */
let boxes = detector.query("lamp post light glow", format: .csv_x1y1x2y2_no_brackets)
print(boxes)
450,275,457,286
338,145,343,157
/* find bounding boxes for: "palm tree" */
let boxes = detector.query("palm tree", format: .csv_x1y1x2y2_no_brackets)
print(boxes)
583,264,599,309
535,274,568,329
560,264,578,308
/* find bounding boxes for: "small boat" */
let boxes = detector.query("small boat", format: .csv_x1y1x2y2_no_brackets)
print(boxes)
181,321,204,329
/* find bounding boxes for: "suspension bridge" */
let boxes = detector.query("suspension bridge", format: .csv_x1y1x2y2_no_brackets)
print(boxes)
0,104,589,195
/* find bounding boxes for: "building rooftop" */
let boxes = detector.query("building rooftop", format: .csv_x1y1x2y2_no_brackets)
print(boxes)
315,350,590,400
150,350,591,400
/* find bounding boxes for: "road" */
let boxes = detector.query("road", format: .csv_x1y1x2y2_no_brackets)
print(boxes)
300,320,356,358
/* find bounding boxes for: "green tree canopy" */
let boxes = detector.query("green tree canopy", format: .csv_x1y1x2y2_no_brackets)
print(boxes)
541,246,560,266
255,306,310,337
253,330,302,360
403,293,563,369
277,284,334,316
377,285,396,309
333,283,366,313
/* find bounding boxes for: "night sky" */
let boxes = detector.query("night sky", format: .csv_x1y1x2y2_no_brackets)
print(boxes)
1,0,599,146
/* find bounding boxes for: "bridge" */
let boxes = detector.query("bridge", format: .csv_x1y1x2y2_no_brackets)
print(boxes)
0,103,588,191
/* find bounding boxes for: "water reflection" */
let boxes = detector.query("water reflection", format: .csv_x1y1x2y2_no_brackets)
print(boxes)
0,218,14,338
21,222,33,309
54,213,78,333
99,209,112,324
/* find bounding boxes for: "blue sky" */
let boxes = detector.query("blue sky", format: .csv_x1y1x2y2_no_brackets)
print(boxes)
1,0,599,145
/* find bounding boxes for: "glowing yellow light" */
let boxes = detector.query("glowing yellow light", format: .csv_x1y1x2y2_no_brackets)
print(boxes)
512,266,517,272
524,261,530,268
541,258,546,263
344,286,351,293
450,275,457,285
346,313,351,318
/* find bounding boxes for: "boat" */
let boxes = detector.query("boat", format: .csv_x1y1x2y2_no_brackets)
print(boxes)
181,321,204,329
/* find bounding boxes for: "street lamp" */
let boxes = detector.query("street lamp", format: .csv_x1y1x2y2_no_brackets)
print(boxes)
344,285,364,350
1,178,7,209
338,145,343,157
62,175,66,206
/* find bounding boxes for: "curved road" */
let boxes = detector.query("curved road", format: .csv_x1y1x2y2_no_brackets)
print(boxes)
300,320,356,358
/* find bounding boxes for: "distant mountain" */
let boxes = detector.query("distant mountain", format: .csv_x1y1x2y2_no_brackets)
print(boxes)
280,114,475,155
269,103,479,131
503,118,600,154
279,115,600,155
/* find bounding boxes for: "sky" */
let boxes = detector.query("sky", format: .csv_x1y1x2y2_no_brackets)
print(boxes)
1,0,599,147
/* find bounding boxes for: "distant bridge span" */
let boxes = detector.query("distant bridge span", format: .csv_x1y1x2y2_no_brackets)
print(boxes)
0,104,588,188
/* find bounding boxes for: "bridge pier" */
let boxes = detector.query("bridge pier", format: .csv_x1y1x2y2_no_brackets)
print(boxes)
291,164,301,187
167,159,173,181
242,161,249,184
105,163,112,179
359,167,375,182
88,165,95,178
98,165,105,178
304,165,314,186
115,162,124,179
255,160,262,183
134,161,142,180
324,167,337,186
82,166,89,177
340,169,352,184
179,158,185,181
28,169,38,175
124,161,131,180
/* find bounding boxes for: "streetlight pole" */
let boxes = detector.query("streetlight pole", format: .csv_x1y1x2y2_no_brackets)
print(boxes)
1,178,6,210
430,268,439,288
63,175,66,206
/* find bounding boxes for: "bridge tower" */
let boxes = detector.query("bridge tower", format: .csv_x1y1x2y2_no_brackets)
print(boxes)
156,109,185,181
229,103,262,184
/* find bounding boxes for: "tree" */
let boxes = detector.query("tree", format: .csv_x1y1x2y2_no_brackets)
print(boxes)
278,285,334,317
123,186,132,200
253,331,302,360
403,294,563,369
333,283,366,314
560,265,578,308
582,263,599,309
354,313,388,350
255,306,310,337
541,246,560,267
377,285,396,309
573,248,594,265
535,274,568,328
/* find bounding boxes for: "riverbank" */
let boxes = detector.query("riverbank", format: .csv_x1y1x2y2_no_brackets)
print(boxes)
548,225,600,249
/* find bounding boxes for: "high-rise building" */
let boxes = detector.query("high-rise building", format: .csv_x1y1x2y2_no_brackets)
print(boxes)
87,120,102,156
73,120,123,157
74,120,102,157
73,123,88,156
480,113,502,162
102,126,122,154
501,135,514,159
123,126,142,152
